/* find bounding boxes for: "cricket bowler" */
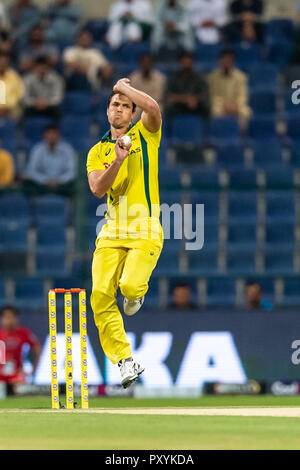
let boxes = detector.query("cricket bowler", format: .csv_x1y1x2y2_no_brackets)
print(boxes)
87,78,163,388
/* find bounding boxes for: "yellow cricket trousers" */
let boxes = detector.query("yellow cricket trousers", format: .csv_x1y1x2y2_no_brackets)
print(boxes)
91,238,162,364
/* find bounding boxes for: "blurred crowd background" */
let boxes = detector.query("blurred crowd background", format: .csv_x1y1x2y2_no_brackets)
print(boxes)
0,0,300,316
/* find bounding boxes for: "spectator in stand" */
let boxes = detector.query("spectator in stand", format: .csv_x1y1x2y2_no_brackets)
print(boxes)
0,2,10,31
0,306,41,385
8,0,41,50
209,49,251,128
165,51,210,119
107,0,153,50
0,31,13,56
0,143,15,188
245,283,273,311
152,0,194,56
45,0,82,44
169,284,198,310
187,0,227,45
0,52,24,120
19,24,59,73
26,125,76,190
24,56,64,119
129,53,166,119
63,29,113,91
226,0,264,43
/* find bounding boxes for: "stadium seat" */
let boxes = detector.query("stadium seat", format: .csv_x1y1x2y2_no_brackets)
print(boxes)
203,222,219,249
188,191,220,223
0,279,6,304
215,142,245,168
60,115,90,141
0,119,17,150
63,91,92,115
85,19,109,41
227,222,257,250
264,168,295,189
0,221,28,252
156,246,181,275
286,115,300,141
194,43,221,70
251,140,283,168
209,117,240,144
249,63,278,91
266,19,295,44
34,195,68,226
282,277,300,306
265,191,295,223
226,248,256,274
283,89,300,117
36,251,66,276
36,225,66,254
290,143,300,167
159,168,182,189
189,168,220,190
227,169,258,189
266,40,294,67
14,279,45,309
206,277,236,307
250,90,277,116
170,115,204,145
23,117,52,146
117,41,150,65
248,117,277,140
144,277,160,308
233,41,261,68
187,248,218,275
265,222,295,248
227,191,257,223
0,193,30,223
264,248,294,274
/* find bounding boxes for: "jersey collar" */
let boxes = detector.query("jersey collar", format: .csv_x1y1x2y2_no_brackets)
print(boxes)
101,123,134,143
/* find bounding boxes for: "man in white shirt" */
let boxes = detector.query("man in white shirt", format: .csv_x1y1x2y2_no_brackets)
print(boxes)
64,29,112,90
188,0,227,44
107,0,153,50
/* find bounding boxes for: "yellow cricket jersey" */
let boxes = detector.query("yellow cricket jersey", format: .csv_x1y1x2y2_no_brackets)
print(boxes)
87,119,163,246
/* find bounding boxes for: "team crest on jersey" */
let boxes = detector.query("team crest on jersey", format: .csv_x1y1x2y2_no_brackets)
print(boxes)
104,162,111,169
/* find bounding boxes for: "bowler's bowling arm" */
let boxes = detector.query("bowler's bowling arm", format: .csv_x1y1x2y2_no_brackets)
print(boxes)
88,160,122,199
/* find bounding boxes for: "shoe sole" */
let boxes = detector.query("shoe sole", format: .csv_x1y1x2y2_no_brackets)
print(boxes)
121,373,138,389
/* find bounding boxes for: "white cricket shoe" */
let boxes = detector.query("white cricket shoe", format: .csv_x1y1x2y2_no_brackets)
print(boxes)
118,358,138,389
134,361,145,377
123,296,144,316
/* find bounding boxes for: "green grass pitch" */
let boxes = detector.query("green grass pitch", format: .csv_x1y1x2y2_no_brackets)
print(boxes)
0,396,300,450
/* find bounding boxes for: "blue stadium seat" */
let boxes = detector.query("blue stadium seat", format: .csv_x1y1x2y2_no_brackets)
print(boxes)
228,169,258,189
189,191,219,223
85,19,109,41
283,277,300,307
188,248,218,275
36,251,66,276
286,116,300,141
14,279,45,309
0,221,28,252
227,222,257,250
36,225,66,254
156,246,181,275
209,117,240,143
283,90,300,117
233,42,261,67
265,191,295,223
203,222,219,248
264,167,294,188
159,168,182,189
34,195,68,225
144,277,160,308
118,41,150,65
215,142,245,168
248,117,277,140
251,140,283,168
63,92,92,115
266,19,295,43
266,40,294,67
60,115,90,141
228,191,257,223
250,90,277,116
249,63,278,91
0,279,5,304
226,248,256,274
24,117,52,146
0,193,30,223
265,222,295,248
194,43,221,70
160,190,183,206
170,115,204,145
290,143,300,167
189,168,220,189
87,192,106,221
206,277,236,307
264,248,294,274
0,119,17,150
